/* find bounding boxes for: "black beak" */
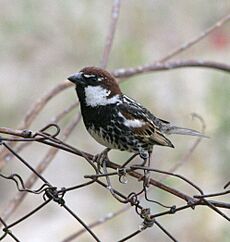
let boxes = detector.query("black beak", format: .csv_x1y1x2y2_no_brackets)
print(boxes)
67,72,85,85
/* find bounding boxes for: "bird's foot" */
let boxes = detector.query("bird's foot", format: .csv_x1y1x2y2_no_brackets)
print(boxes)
143,170,150,188
133,151,151,168
94,148,111,173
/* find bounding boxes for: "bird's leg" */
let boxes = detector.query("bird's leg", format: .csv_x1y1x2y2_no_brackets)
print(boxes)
138,151,149,167
100,148,111,160
147,150,152,167
102,160,127,203
94,148,111,173
143,151,152,187
136,151,152,187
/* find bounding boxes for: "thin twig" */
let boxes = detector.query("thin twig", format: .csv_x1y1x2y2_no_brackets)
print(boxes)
1,127,230,242
0,81,72,168
159,13,230,62
168,113,206,173
0,114,81,222
63,114,207,239
0,101,79,165
100,0,121,68
50,101,79,123
0,128,33,138
112,59,230,79
1,6,229,242
19,81,72,129
1,128,229,211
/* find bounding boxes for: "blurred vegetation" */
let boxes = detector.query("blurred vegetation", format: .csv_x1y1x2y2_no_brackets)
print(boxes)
0,1,229,242
208,75,230,178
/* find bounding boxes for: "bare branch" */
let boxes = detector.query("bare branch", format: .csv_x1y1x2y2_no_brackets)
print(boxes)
1,127,229,211
0,127,33,138
159,13,230,62
1,125,229,242
0,81,72,167
113,59,230,78
1,7,229,242
0,115,81,222
19,81,72,129
100,0,121,68
168,113,206,173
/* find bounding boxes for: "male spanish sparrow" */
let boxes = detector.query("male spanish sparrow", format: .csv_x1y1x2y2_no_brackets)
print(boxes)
68,67,206,163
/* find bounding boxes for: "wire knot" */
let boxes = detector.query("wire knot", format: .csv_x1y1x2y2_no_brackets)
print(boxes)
2,227,12,240
140,208,155,229
127,192,139,206
21,129,33,138
169,205,177,214
44,187,66,206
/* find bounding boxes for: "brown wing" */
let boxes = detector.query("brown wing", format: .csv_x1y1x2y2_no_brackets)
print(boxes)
132,121,174,148
119,103,174,148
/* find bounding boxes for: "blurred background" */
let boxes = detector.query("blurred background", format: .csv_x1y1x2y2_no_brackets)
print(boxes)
0,1,230,241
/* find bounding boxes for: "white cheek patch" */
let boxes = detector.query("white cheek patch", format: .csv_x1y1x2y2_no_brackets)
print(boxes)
84,86,120,107
118,112,145,128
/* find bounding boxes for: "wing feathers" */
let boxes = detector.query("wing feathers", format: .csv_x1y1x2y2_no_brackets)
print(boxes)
119,107,174,148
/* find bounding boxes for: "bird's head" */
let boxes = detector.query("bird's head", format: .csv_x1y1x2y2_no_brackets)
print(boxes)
68,67,122,107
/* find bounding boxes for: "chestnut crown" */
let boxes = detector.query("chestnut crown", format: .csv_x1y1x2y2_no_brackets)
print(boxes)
68,66,121,95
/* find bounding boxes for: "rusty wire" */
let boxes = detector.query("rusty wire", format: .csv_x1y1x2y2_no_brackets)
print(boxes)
0,123,229,241
1,2,230,241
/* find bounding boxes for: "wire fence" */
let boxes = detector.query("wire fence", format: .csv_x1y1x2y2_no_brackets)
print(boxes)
0,1,230,241
0,122,229,241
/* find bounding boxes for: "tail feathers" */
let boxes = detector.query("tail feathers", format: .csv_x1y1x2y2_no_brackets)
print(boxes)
153,130,175,148
163,125,209,138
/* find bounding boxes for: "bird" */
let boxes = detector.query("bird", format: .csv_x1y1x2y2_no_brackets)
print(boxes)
67,66,207,165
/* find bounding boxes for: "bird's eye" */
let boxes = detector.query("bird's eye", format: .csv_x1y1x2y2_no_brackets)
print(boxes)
97,77,103,81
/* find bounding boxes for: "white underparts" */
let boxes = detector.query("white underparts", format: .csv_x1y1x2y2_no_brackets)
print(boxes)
88,126,117,149
118,112,145,128
84,86,120,107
